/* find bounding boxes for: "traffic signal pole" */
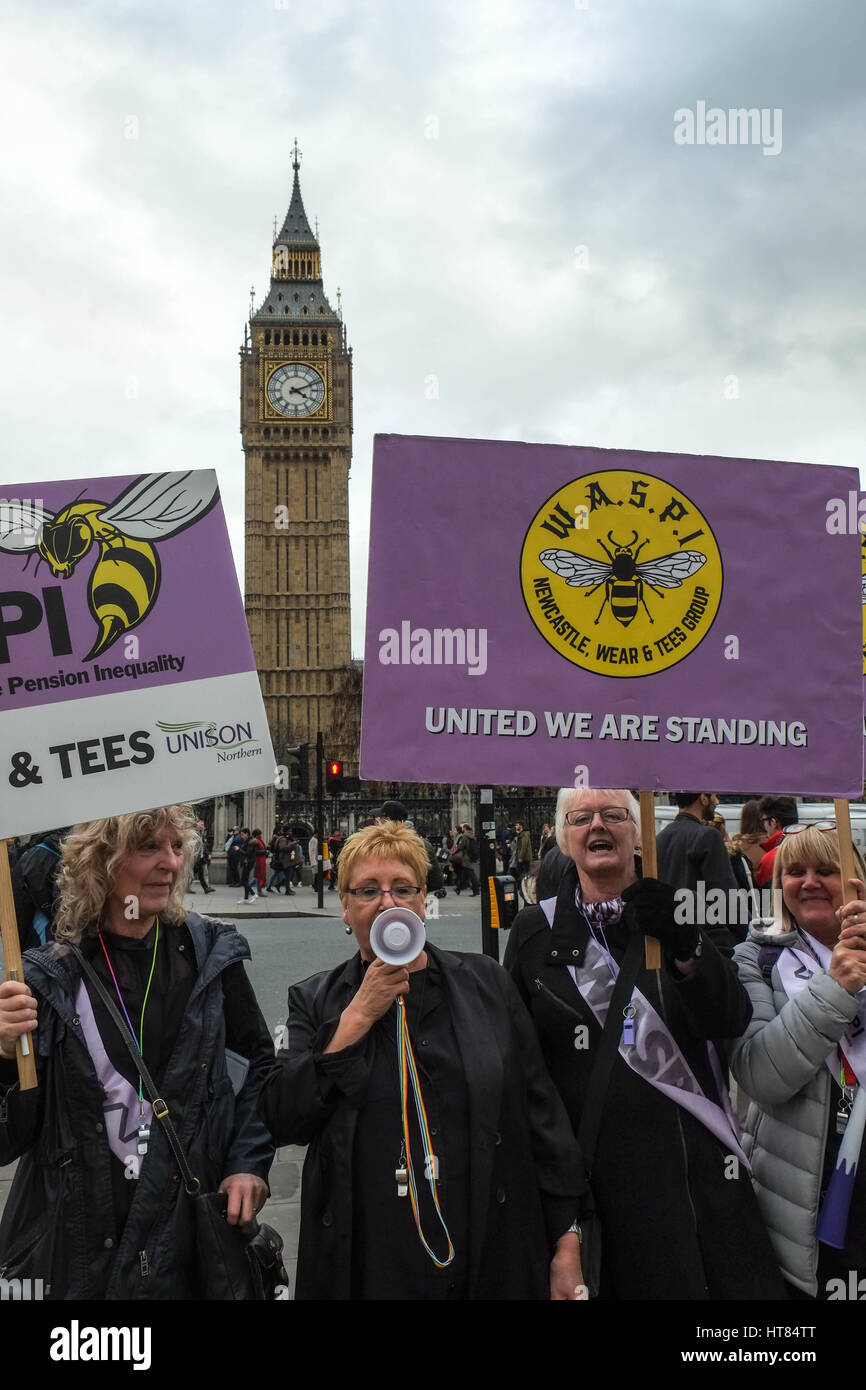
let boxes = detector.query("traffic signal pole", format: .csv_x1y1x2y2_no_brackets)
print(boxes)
477,785,499,962
316,729,324,910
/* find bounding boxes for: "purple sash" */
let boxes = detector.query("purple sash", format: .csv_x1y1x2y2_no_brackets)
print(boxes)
775,934,866,1085
539,896,749,1167
75,978,151,1177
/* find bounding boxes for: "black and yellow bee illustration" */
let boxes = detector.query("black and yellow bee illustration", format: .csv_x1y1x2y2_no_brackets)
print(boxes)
0,471,219,660
540,530,707,628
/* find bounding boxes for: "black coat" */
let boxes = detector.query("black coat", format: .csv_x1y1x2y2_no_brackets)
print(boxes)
0,914,274,1300
259,944,588,1300
505,865,784,1300
656,811,738,899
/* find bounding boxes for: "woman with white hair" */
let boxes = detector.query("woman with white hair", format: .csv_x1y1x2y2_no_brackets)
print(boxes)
504,786,782,1299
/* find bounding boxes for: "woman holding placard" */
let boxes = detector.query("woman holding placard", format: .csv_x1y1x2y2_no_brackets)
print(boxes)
505,785,783,1299
260,818,589,1300
730,823,866,1298
0,804,274,1299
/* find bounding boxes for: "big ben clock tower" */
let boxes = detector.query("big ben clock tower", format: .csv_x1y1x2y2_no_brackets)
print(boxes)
241,141,356,775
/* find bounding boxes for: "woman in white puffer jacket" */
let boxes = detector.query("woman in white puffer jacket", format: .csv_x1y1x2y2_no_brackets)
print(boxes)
730,824,866,1298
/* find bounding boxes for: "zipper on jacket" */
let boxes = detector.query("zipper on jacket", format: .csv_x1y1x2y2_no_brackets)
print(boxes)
532,976,587,1023
139,1250,150,1279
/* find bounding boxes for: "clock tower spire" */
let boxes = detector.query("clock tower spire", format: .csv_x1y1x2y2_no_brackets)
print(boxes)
241,144,354,782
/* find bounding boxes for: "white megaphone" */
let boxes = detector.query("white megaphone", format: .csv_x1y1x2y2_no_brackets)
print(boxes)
369,906,426,966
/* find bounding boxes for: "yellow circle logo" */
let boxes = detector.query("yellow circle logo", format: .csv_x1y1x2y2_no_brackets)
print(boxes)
520,469,724,677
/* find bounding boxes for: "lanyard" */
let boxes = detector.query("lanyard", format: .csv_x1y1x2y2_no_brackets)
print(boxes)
395,995,454,1268
97,920,160,1105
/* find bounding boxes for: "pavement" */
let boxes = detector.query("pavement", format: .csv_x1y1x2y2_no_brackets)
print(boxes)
183,876,344,921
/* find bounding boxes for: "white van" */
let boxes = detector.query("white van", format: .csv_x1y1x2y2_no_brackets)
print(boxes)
652,799,866,853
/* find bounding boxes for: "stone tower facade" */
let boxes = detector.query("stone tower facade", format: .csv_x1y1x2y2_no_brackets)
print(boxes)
240,143,356,773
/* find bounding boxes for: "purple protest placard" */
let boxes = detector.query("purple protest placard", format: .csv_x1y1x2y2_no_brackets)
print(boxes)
0,470,274,836
361,436,863,796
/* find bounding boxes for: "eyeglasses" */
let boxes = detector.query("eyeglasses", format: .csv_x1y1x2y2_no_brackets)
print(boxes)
564,807,631,828
783,821,836,835
345,884,423,903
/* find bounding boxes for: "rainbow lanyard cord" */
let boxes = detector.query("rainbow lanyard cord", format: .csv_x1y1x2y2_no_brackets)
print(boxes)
97,918,160,1105
395,995,454,1268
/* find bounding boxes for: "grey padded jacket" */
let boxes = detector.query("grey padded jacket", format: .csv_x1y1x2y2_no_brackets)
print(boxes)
730,921,860,1295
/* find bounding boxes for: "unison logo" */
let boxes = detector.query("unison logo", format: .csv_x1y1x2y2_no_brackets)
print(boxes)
674,102,782,156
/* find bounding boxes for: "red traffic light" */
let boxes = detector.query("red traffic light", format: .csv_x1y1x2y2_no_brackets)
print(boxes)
326,760,344,792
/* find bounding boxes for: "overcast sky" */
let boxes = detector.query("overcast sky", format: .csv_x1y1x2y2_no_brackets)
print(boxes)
2,0,864,655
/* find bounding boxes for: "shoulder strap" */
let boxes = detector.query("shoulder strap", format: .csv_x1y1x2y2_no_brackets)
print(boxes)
757,941,784,979
68,943,200,1193
576,931,644,1177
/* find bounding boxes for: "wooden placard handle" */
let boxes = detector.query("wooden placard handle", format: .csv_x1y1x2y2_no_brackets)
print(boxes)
639,791,661,969
835,799,859,904
0,840,38,1090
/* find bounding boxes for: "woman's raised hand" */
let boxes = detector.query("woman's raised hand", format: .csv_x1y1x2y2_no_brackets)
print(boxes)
351,960,411,1027
323,960,411,1055
832,878,866,994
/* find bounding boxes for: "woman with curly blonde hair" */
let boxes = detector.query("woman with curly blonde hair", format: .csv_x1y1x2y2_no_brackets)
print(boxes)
0,804,274,1299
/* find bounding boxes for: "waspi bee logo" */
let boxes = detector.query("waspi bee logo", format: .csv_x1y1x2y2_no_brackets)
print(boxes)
520,469,723,676
0,472,218,662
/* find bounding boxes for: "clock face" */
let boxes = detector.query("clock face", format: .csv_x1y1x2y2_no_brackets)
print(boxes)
266,363,326,417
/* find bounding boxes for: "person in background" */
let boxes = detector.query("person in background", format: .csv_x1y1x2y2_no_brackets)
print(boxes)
236,829,260,904
727,800,764,906
11,829,68,950
538,824,555,859
192,820,216,895
252,829,268,894
506,786,783,1300
656,792,738,947
755,795,799,888
453,824,480,896
511,822,533,892
327,829,343,892
225,827,243,888
266,826,287,894
280,827,300,894
499,824,514,877
730,800,766,882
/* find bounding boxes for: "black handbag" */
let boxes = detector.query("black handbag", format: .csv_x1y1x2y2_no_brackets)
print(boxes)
70,944,288,1301
192,1191,288,1301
